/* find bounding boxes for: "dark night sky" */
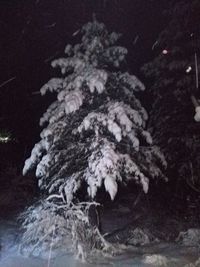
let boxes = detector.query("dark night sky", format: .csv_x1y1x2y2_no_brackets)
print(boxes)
0,0,175,166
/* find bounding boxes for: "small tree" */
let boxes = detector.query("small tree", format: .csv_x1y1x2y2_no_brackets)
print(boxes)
21,18,166,259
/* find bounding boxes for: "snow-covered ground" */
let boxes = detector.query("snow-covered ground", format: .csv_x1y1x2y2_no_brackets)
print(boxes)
0,243,199,267
0,219,199,267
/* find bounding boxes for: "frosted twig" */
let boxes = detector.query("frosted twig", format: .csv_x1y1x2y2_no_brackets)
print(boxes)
45,23,56,28
75,201,101,207
46,194,64,201
0,76,16,88
44,51,60,63
49,203,68,210
152,40,158,50
47,219,56,267
32,91,40,95
133,35,139,45
195,52,199,89
29,225,55,255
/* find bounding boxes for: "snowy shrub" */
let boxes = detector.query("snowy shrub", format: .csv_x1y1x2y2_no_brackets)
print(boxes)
184,258,200,267
176,229,200,246
19,200,114,261
127,228,151,246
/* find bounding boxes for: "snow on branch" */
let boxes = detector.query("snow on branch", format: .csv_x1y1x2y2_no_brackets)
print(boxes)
119,72,145,91
76,101,152,149
76,112,122,142
39,100,65,126
108,101,142,129
84,138,149,200
64,89,84,114
86,69,108,94
103,46,128,67
40,78,64,95
58,172,83,203
51,57,86,74
23,141,45,175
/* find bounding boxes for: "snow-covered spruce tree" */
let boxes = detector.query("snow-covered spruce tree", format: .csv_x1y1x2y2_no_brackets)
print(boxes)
21,18,166,259
142,0,200,194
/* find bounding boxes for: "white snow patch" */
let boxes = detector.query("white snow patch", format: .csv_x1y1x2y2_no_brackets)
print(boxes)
144,254,168,266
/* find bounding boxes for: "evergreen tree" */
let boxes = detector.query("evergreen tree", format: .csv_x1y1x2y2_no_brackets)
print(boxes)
21,18,166,258
142,0,200,193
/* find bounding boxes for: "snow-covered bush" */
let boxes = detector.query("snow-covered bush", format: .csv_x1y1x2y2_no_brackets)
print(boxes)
176,229,200,246
19,200,114,261
21,18,166,258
